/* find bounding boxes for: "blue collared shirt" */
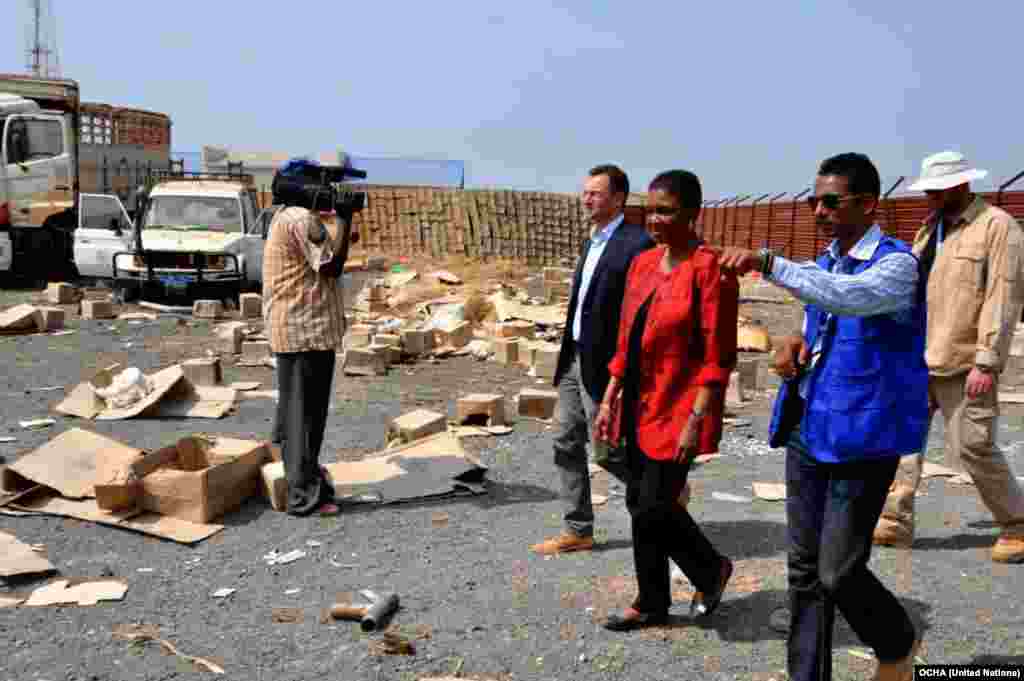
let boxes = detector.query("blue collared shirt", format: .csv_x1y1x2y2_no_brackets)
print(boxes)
572,213,624,342
764,224,919,398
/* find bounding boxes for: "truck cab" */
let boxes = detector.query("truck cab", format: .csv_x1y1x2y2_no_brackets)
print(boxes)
98,170,283,302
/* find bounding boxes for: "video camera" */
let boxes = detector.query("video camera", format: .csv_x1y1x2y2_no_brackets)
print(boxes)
271,157,368,216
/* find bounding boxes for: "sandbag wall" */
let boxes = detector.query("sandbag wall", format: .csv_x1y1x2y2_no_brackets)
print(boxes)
258,186,590,266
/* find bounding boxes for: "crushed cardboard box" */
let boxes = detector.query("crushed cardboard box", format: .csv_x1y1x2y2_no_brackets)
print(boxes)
1,428,241,544
55,365,237,421
0,531,55,579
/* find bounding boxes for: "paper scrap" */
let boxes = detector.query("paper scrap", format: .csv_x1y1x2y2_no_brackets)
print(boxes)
0,436,16,443
712,492,752,503
20,418,56,430
24,579,127,606
0,531,55,578
211,588,235,599
264,549,306,566
752,482,787,501
284,588,301,595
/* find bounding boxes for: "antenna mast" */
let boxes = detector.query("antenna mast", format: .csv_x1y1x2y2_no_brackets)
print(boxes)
26,0,61,78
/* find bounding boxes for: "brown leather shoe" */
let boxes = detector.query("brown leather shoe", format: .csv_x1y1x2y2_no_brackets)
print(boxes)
991,529,1024,563
530,533,594,555
873,517,913,549
874,634,921,681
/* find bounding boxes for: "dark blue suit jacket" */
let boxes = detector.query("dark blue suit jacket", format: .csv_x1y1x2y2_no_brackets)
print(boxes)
554,221,655,404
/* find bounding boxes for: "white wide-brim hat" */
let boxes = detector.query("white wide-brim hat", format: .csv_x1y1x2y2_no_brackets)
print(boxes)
908,151,988,192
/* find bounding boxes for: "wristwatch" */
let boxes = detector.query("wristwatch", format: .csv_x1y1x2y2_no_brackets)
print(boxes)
757,248,775,276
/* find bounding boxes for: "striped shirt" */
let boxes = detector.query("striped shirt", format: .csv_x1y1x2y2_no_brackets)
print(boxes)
261,206,347,353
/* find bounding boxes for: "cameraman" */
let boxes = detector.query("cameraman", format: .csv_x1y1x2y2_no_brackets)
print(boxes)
263,179,361,517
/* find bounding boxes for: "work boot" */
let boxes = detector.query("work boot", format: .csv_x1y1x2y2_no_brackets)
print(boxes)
874,634,921,681
873,516,914,549
991,529,1024,563
530,533,594,555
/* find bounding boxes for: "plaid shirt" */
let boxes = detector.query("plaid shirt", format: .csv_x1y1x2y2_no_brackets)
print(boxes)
262,206,347,353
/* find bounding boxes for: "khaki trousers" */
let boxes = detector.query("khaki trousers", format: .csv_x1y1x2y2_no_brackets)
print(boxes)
880,373,1024,530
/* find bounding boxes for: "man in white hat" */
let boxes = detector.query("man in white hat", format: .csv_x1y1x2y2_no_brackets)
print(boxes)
873,151,1024,563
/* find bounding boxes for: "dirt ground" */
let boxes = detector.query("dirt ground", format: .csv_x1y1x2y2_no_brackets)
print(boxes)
0,256,1022,681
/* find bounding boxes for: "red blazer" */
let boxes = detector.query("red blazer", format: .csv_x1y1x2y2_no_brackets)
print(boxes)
608,245,739,459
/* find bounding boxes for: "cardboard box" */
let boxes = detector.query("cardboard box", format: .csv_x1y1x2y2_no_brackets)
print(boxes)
37,307,65,331
239,293,262,319
387,409,446,446
261,461,287,511
81,300,115,320
47,282,79,305
401,329,434,355
493,337,519,365
139,437,269,523
456,394,505,426
518,389,559,420
193,300,224,319
182,357,223,386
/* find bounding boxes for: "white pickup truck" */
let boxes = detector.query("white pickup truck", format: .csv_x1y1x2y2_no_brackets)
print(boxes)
86,170,284,302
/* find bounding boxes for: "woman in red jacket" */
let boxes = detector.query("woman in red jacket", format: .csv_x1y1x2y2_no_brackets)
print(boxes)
594,169,738,631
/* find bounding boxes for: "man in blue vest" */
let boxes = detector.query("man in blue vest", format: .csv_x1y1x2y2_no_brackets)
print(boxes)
717,153,926,681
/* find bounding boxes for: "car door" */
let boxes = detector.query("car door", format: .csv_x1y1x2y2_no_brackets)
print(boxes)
2,113,72,227
242,205,283,285
74,194,133,278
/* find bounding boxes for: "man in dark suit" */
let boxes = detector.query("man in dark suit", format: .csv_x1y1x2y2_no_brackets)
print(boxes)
531,164,655,555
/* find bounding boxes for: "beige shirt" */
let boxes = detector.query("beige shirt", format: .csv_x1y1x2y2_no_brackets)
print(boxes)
261,206,347,354
913,196,1024,376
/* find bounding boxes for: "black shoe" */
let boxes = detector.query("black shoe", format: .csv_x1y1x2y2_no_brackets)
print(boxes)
603,609,667,632
690,557,733,618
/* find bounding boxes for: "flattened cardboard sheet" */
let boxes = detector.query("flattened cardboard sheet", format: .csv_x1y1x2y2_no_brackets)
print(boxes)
0,531,55,578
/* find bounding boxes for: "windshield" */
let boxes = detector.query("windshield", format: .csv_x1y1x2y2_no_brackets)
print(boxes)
142,196,243,232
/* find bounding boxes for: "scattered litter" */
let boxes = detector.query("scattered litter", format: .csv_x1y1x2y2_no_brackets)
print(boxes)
284,588,301,595
26,386,63,393
211,588,236,599
227,381,261,391
19,418,55,430
752,482,787,501
264,549,307,566
847,649,875,661
137,568,154,573
51,330,75,337
117,313,158,322
306,539,323,548
369,631,415,656
432,270,462,285
451,424,513,438
272,607,303,623
24,579,127,606
712,492,753,503
922,462,961,479
113,623,225,674
0,594,25,608
329,561,359,569
0,436,16,443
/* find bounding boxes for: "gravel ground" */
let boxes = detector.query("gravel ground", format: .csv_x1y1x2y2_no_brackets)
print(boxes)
1,283,1023,681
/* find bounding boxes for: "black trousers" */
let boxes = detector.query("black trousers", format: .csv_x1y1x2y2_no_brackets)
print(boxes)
786,434,917,681
626,452,726,614
271,350,336,516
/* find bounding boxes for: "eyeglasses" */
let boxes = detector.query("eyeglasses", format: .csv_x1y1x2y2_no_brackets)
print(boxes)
806,193,869,211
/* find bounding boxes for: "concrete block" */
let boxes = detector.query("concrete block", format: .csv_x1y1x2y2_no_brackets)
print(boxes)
736,358,759,394
401,328,434,355
493,337,520,365
456,393,506,426
496,320,535,340
37,306,65,331
261,461,287,511
47,282,78,304
81,299,115,320
373,333,401,348
182,357,223,386
241,340,271,364
192,299,224,319
726,372,745,406
436,321,472,349
387,409,447,446
517,389,559,420
532,343,559,380
239,293,263,319
216,321,246,355
343,347,387,376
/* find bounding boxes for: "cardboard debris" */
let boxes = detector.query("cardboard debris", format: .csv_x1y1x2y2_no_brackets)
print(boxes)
228,381,261,391
752,482,787,501
998,392,1024,404
117,312,158,321
20,418,55,430
24,578,127,606
922,461,962,479
0,531,55,578
386,271,419,288
48,282,79,304
488,292,565,326
265,549,307,566
211,588,235,599
0,304,44,334
327,431,487,504
55,365,236,421
0,594,25,608
432,270,462,285
451,425,513,438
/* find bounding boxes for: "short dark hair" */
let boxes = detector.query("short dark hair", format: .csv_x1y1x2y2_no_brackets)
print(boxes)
589,164,629,199
817,153,881,197
648,170,702,209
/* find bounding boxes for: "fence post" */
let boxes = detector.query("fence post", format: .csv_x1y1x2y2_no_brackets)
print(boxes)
765,191,788,251
747,192,772,250
996,169,1024,208
789,188,810,259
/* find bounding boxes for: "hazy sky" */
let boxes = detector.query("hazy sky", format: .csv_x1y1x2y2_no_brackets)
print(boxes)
5,1,1022,197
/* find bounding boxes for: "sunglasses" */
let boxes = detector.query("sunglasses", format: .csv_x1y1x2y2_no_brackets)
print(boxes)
806,193,868,211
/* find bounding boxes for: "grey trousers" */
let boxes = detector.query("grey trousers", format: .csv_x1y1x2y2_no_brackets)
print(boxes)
272,350,336,516
553,350,630,537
